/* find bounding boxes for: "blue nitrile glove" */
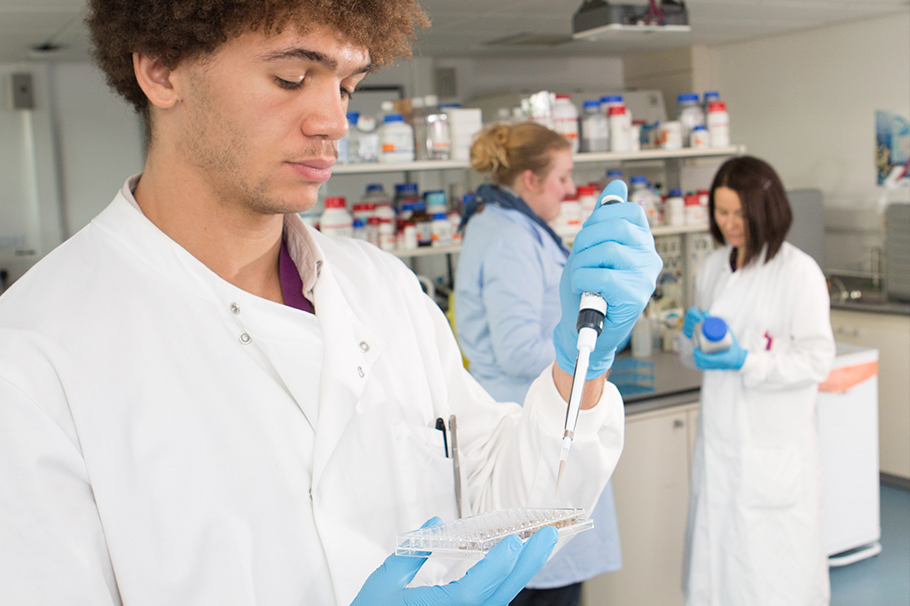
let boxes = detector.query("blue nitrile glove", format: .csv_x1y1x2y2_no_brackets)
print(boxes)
682,307,708,339
693,331,748,370
351,519,559,606
553,180,663,379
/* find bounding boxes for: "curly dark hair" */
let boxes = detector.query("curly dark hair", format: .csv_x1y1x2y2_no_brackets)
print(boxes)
87,0,430,122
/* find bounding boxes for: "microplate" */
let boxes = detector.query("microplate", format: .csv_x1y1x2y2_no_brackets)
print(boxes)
395,508,593,558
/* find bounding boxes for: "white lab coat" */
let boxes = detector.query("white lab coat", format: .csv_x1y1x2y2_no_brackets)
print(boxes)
679,243,835,606
0,178,624,606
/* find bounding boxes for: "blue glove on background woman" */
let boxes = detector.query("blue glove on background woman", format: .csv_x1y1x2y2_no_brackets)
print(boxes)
553,180,663,379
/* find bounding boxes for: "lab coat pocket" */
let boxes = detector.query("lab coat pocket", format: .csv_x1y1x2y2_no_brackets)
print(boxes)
741,446,800,509
392,422,458,521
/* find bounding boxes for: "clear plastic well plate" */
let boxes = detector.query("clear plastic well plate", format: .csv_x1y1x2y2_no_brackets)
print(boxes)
396,508,593,558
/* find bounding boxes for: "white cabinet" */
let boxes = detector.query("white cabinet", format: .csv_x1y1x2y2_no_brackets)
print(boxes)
829,309,910,480
581,402,698,606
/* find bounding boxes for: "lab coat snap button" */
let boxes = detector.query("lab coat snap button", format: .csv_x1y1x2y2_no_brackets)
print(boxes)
360,341,369,352
230,303,240,315
357,366,365,378
239,332,252,344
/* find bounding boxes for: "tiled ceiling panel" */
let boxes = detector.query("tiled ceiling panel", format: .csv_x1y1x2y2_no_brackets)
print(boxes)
0,0,906,62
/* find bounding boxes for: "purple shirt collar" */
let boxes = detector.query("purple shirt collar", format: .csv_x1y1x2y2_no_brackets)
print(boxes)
280,236,314,314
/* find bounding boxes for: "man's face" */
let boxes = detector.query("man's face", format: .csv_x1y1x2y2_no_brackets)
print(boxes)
168,26,371,215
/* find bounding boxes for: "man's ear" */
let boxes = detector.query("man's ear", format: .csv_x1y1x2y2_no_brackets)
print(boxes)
133,53,179,109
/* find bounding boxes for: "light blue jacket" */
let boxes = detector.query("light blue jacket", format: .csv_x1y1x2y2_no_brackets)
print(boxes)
455,202,622,588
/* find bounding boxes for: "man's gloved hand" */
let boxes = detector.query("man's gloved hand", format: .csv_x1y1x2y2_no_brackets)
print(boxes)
682,307,708,339
351,519,559,606
553,180,663,379
693,331,748,370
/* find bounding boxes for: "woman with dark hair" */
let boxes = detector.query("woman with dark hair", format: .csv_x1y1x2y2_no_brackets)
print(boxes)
678,156,836,606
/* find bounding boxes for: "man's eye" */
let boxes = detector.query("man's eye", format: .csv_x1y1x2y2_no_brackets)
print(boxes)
275,76,304,90
341,87,355,100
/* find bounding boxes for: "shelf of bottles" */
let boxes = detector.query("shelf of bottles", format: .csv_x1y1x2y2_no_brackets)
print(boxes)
330,146,745,176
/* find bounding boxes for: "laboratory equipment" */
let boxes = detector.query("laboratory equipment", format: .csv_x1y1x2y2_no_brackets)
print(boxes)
555,192,623,497
395,508,593,558
694,316,733,353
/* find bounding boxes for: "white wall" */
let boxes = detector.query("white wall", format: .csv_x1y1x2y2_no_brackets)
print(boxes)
0,61,143,285
0,63,63,283
49,63,145,236
694,11,910,273
436,55,624,104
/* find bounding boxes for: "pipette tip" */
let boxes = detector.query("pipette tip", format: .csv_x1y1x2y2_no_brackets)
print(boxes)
555,459,566,499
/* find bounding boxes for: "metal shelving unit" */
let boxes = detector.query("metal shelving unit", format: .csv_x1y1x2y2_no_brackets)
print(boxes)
329,146,746,175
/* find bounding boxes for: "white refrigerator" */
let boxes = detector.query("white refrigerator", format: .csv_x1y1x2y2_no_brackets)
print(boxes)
817,342,882,566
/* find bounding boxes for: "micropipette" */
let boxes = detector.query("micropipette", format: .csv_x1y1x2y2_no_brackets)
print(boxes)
555,193,624,498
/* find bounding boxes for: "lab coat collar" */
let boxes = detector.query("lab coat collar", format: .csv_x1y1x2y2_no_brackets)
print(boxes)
98,177,386,484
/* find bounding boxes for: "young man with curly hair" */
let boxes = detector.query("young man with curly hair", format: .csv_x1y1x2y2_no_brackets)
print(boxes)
0,1,662,604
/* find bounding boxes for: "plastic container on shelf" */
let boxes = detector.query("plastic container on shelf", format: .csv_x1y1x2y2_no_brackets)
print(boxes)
685,193,707,225
577,184,598,222
677,93,705,146
352,218,367,240
707,102,731,148
554,193,582,238
320,196,353,237
603,169,624,189
553,94,580,154
580,100,609,153
432,211,454,247
414,95,452,161
410,201,433,247
630,176,659,227
629,123,641,152
379,113,415,163
690,124,710,148
631,312,653,358
355,114,380,163
658,121,683,150
665,189,686,227
694,316,733,353
702,91,721,116
378,217,396,251
608,106,630,152
448,211,462,243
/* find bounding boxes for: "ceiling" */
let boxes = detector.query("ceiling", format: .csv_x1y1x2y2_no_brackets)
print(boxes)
0,0,906,63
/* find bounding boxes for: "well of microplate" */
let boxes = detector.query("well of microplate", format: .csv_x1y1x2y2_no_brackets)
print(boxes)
395,508,593,558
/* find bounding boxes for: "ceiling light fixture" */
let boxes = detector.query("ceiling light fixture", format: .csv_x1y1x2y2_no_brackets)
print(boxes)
572,0,691,39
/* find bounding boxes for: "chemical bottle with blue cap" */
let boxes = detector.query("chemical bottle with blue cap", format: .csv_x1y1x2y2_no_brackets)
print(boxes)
379,113,415,163
694,316,734,353
629,176,659,227
580,99,608,152
677,93,705,145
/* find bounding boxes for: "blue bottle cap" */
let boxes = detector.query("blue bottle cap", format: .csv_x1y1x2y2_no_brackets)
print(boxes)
366,183,384,192
384,113,404,122
395,183,419,193
583,100,600,110
433,213,448,220
606,170,624,177
702,316,728,342
704,91,720,101
600,95,624,104
630,176,648,184
669,188,683,197
677,93,699,103
346,112,360,122
352,218,364,228
692,124,707,131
